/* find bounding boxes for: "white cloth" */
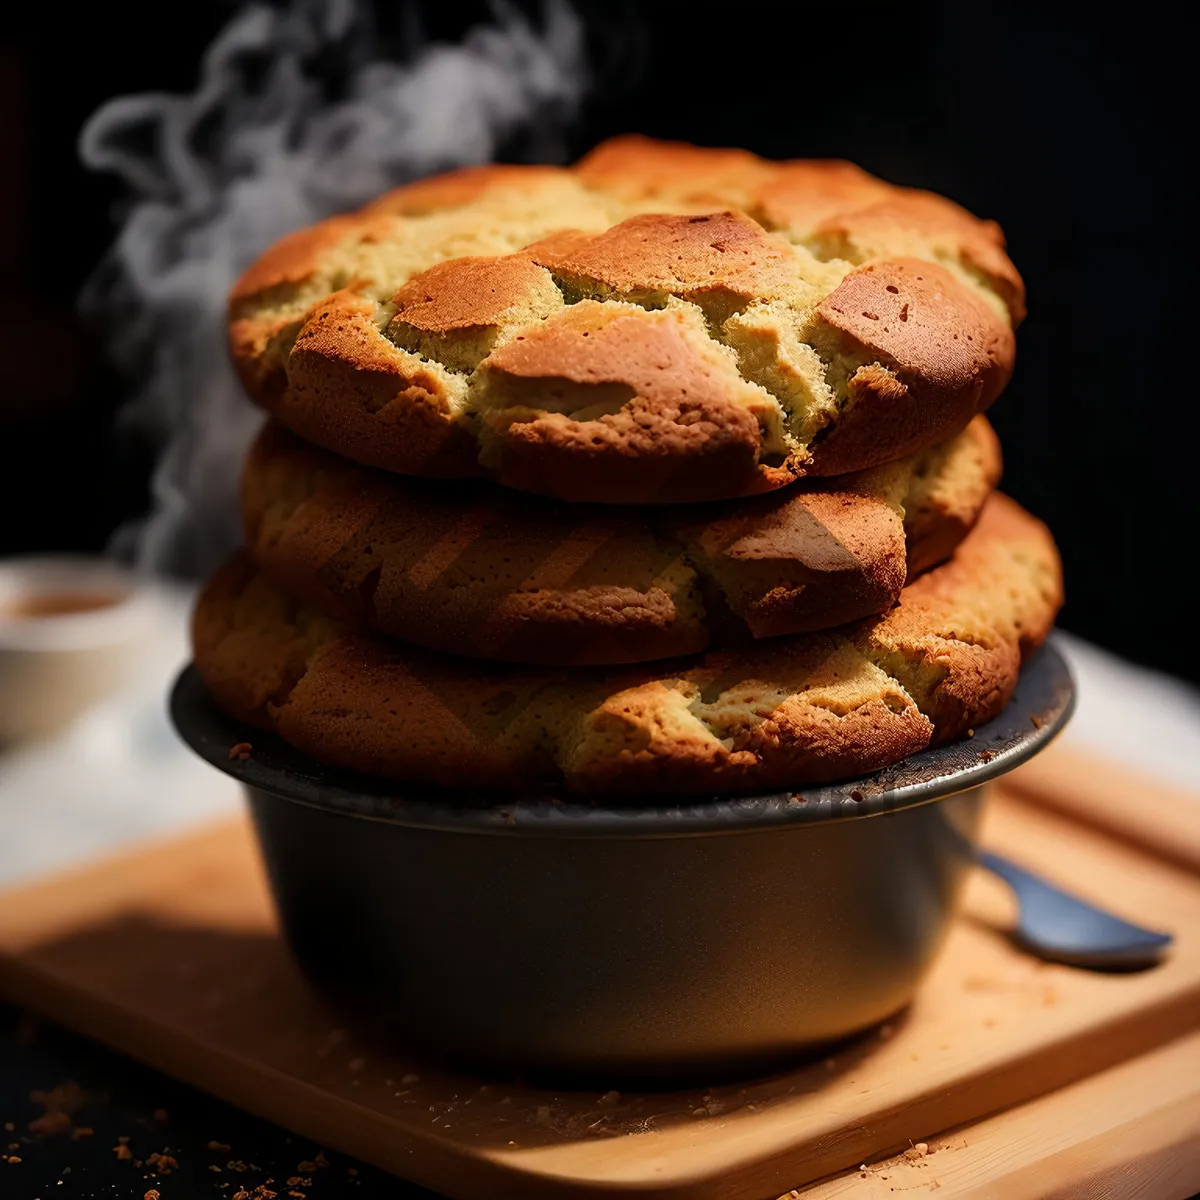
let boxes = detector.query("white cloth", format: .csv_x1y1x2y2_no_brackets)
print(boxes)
0,591,1196,888
0,585,240,887
1053,630,1200,792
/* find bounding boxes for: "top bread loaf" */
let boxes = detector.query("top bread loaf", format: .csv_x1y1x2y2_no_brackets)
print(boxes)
230,137,1022,504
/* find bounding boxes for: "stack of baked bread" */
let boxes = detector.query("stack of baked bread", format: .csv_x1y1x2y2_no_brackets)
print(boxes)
193,136,1062,796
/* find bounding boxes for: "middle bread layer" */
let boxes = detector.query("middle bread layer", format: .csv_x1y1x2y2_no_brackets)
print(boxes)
242,417,1000,666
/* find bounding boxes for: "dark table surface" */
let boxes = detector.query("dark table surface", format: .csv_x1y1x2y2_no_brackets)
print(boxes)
0,1003,441,1199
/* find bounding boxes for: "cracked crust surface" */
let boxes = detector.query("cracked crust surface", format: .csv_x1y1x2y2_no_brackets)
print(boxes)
194,493,1059,795
230,137,1021,503
242,417,1000,665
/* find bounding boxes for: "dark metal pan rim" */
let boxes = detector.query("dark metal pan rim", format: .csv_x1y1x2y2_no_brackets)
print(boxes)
169,639,1073,840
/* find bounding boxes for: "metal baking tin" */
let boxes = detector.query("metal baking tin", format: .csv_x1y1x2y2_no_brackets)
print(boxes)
171,642,1074,1083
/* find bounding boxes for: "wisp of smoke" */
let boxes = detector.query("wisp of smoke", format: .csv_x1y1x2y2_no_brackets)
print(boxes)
79,0,587,576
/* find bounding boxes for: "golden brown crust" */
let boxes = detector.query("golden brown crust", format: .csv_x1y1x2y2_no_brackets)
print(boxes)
473,300,788,502
363,164,575,216
240,417,998,666
807,259,1015,475
573,135,775,205
856,493,1061,741
749,161,896,233
806,191,1026,325
229,138,1023,503
903,413,1003,576
229,215,365,309
267,290,478,477
197,492,1057,796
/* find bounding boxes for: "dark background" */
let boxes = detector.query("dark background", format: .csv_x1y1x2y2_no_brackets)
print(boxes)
2,1,1194,681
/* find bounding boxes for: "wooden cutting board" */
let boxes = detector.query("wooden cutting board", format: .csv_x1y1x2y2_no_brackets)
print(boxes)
795,1026,1200,1198
0,783,1198,1200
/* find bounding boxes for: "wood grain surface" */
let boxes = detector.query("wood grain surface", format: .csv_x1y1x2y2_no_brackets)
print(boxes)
795,1027,1200,1198
1005,742,1200,875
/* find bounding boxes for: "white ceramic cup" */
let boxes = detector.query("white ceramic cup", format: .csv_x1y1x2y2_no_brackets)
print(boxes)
0,557,159,747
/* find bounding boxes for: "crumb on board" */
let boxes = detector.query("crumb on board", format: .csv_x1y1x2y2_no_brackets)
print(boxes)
208,1141,232,1153
905,1141,931,1159
71,1126,94,1140
229,742,254,761
3,1154,24,1165
144,1191,160,1200
148,1151,179,1174
114,1144,134,1160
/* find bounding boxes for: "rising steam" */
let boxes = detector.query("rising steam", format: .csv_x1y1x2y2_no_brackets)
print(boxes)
79,0,587,575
